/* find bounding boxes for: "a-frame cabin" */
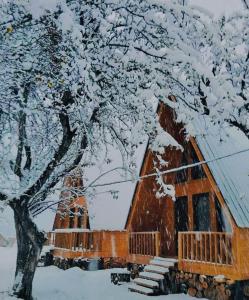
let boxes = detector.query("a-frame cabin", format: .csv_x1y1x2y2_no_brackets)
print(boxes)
53,171,90,231
125,100,249,283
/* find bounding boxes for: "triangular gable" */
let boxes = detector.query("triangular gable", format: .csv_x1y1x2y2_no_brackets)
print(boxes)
126,102,249,230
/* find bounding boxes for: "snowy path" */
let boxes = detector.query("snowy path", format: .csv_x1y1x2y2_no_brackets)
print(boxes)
0,246,205,300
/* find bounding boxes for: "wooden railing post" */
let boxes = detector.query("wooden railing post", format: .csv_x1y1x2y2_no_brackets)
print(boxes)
155,231,160,257
178,232,182,261
214,234,217,263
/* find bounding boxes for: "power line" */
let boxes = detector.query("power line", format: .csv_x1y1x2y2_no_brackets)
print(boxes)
30,146,249,216
90,147,249,188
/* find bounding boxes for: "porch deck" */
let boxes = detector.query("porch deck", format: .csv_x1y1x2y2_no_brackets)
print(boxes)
47,230,160,265
47,229,243,280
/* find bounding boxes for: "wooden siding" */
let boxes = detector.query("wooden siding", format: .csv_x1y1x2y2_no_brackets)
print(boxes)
126,104,184,257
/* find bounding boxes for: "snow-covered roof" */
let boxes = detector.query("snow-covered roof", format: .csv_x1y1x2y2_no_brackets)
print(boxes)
192,117,249,228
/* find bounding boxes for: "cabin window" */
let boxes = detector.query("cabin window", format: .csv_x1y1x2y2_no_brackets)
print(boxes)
69,208,75,228
175,196,188,232
175,196,188,253
215,197,231,232
190,145,206,180
175,152,188,184
86,216,90,230
77,208,84,228
193,193,210,231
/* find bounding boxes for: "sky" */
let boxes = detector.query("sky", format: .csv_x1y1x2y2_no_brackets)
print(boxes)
0,0,244,237
189,0,243,17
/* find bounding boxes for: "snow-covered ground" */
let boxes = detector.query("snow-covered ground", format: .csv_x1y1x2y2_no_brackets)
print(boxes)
0,246,206,300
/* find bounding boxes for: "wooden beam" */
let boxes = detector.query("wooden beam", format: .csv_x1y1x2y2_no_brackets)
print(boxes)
210,193,217,231
188,195,194,231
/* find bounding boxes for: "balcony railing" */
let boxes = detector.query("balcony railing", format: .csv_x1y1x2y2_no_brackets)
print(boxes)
128,231,160,257
53,230,102,252
179,231,233,265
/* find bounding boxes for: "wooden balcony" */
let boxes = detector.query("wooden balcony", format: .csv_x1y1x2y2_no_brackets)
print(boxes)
178,231,237,279
47,230,160,265
179,231,233,265
128,231,160,265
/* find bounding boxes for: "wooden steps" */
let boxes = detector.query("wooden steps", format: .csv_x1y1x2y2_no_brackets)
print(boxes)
144,264,169,275
150,258,175,268
154,257,178,263
139,271,164,282
134,278,159,289
128,285,155,295
128,256,175,296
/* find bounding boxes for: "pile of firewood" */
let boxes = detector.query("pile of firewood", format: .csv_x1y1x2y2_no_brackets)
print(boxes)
173,272,234,299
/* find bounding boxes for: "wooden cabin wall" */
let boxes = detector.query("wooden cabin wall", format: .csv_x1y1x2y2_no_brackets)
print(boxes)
235,227,249,279
126,104,185,257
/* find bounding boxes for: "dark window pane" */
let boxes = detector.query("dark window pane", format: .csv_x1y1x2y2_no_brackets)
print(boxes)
193,193,210,231
175,152,188,183
175,196,188,253
215,197,231,232
86,216,90,230
190,145,206,180
69,208,75,228
175,196,188,232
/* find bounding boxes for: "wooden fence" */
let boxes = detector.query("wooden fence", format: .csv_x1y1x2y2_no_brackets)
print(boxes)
48,230,160,261
128,231,160,257
49,229,129,259
54,231,102,252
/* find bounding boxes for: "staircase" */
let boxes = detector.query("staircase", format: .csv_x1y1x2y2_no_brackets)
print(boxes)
128,257,178,296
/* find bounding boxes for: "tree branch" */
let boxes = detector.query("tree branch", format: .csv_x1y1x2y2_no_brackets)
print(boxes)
241,0,249,9
13,85,30,178
24,91,76,200
28,131,88,216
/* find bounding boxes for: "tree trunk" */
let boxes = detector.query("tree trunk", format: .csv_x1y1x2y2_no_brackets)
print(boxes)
11,202,46,300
